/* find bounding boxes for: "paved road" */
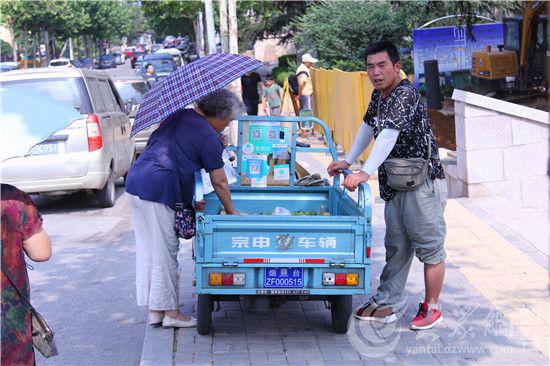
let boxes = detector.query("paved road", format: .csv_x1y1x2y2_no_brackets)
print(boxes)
104,58,137,79
30,188,145,366
31,60,144,365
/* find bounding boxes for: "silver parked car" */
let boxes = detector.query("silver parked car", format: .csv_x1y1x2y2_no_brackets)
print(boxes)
0,68,135,207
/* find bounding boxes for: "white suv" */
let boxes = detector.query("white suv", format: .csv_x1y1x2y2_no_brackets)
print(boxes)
1,68,135,207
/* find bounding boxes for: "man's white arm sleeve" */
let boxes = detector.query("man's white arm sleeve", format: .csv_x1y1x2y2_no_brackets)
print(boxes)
345,123,374,165
361,129,400,176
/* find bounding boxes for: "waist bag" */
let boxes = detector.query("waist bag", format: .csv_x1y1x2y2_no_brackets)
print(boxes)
377,98,431,191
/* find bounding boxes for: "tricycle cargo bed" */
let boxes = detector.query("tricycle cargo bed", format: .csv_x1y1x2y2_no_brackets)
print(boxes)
195,186,370,264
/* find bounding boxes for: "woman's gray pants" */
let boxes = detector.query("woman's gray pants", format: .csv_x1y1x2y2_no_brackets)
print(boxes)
131,195,180,310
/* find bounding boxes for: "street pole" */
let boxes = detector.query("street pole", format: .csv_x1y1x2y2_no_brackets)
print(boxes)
204,0,216,55
219,0,229,53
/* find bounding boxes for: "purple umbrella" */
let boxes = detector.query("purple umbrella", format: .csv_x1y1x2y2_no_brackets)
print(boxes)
131,53,262,136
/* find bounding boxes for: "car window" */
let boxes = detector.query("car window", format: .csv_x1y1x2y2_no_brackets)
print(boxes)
87,78,107,113
108,79,124,112
50,60,69,66
114,81,149,103
2,77,92,114
97,79,118,112
142,58,176,73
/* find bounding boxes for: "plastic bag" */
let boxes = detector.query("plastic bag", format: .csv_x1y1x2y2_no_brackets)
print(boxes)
272,206,292,215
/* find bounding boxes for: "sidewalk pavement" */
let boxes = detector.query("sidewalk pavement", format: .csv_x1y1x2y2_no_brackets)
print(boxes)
140,132,549,366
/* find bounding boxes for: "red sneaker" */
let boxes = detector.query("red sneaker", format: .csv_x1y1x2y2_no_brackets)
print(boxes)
410,302,443,330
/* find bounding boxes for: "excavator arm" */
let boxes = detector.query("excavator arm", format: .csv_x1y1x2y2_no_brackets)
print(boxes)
519,0,547,67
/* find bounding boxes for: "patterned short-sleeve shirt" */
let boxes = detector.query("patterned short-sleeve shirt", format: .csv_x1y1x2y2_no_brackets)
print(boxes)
363,79,445,201
1,184,43,365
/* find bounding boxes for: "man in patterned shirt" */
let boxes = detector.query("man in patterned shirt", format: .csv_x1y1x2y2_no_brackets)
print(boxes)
328,40,447,330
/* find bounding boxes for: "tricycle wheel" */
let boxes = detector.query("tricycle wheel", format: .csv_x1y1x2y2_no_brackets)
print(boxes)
197,294,213,335
330,295,352,333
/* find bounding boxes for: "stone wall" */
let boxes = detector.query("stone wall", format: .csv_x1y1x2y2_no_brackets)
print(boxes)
448,89,549,209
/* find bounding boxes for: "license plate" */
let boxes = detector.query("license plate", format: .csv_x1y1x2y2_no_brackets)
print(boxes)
28,142,58,155
264,267,304,288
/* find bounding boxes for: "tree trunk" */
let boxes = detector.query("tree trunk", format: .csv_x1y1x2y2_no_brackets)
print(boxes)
197,11,205,57
43,30,50,65
51,32,57,58
228,0,238,54
69,37,74,60
202,8,211,55
85,34,94,58
85,34,91,58
204,0,216,55
8,22,18,62
22,26,28,68
91,37,96,58
219,0,229,53
73,36,78,59
227,0,241,146
32,34,38,67
193,18,200,57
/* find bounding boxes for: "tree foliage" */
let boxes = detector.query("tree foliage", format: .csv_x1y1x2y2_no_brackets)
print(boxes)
141,0,201,40
78,1,132,42
292,0,523,70
236,1,315,49
0,0,132,58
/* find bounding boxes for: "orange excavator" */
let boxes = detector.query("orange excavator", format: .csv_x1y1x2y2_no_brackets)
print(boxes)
471,0,547,91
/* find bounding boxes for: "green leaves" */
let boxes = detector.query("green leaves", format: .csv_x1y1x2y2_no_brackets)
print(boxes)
141,0,201,39
291,0,523,70
236,1,313,50
0,0,132,51
293,1,408,66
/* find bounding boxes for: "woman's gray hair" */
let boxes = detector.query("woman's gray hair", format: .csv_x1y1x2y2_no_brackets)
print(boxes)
197,89,244,121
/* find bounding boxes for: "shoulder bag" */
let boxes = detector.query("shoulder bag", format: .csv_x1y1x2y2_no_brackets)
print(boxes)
1,265,58,358
377,97,430,191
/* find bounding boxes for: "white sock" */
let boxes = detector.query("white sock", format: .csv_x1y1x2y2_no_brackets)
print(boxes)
428,302,440,311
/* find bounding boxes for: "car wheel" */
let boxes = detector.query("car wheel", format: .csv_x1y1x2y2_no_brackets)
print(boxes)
95,168,116,208
330,295,352,333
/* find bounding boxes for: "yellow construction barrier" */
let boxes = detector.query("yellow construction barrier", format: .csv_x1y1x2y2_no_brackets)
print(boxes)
310,68,406,163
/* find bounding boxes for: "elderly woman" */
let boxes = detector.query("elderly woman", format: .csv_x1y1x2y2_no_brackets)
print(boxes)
125,89,242,328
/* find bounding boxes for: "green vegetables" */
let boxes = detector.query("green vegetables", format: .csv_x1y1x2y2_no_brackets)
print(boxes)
292,211,319,216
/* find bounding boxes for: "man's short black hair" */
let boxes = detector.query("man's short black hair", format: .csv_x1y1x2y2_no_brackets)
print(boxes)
364,40,400,65
266,74,274,81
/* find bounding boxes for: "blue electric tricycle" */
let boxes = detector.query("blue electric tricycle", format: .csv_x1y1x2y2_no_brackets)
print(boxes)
193,116,372,334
